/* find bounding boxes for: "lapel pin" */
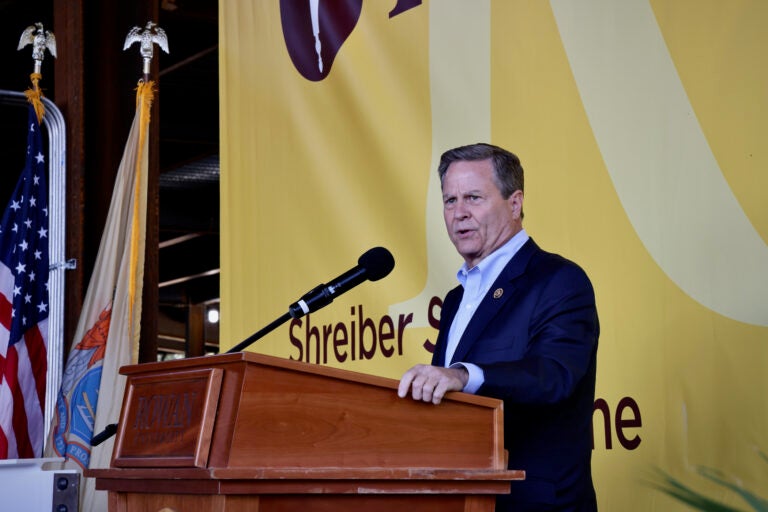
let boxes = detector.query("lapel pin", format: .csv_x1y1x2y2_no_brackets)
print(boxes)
493,288,504,299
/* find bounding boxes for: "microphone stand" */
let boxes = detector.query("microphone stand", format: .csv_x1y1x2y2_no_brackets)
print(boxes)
225,247,393,354
226,311,292,353
91,423,118,446
88,248,392,447
89,313,291,446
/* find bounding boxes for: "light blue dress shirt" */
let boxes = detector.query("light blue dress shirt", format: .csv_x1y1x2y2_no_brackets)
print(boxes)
444,229,530,393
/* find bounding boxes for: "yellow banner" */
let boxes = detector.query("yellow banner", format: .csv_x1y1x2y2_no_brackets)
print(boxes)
220,1,768,509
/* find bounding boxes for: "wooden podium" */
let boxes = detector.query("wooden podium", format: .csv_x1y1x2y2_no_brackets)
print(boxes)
87,352,523,511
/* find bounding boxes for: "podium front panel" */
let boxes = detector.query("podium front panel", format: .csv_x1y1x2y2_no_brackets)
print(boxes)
113,367,223,468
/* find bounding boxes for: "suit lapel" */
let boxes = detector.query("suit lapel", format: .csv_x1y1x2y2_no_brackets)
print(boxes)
432,286,462,366
449,238,540,364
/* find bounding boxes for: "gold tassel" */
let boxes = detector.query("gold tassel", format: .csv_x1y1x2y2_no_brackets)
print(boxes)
23,72,46,124
127,79,155,326
135,79,156,115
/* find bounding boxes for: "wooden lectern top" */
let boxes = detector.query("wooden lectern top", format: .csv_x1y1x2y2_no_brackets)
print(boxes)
88,352,523,512
109,351,511,474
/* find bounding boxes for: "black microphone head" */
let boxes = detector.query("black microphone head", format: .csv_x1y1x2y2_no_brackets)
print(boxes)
358,247,395,281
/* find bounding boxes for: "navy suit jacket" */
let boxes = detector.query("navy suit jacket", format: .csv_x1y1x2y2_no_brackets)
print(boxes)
432,239,599,511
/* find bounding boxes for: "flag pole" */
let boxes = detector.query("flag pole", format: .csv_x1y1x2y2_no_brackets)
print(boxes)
123,21,167,363
17,22,57,123
57,19,169,512
86,19,170,450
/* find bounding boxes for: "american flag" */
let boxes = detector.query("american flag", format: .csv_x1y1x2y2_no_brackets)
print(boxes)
0,104,50,459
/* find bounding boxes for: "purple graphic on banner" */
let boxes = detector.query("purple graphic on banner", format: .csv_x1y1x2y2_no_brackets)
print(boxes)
281,0,422,81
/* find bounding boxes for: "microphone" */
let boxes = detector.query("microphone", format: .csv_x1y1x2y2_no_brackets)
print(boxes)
288,247,395,319
226,247,394,353
91,423,118,446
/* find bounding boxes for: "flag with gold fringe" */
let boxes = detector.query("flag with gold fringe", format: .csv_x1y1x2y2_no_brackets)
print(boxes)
46,82,154,484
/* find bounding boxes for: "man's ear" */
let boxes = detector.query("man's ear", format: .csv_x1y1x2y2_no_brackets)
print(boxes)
509,189,524,219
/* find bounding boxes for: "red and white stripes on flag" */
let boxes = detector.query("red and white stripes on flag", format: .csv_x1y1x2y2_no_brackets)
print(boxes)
0,103,50,459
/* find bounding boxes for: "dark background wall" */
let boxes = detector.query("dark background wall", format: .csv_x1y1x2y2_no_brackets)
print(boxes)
0,0,221,362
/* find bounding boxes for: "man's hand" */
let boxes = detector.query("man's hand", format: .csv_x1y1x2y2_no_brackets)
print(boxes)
397,364,469,404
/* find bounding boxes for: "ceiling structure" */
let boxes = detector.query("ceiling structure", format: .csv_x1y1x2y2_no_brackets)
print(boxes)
153,0,221,356
0,0,222,358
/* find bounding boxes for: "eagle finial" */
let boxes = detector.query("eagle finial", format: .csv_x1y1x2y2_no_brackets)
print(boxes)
124,21,170,77
18,22,57,74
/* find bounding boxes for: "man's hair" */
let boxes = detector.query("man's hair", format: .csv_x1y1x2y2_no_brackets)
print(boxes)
437,143,524,199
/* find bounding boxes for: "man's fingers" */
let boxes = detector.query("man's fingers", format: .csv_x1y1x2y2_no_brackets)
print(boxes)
397,368,416,398
420,380,435,403
432,379,451,405
398,365,464,405
399,364,427,401
398,364,429,399
411,373,434,402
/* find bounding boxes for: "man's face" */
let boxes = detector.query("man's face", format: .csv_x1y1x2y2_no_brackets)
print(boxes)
442,159,523,268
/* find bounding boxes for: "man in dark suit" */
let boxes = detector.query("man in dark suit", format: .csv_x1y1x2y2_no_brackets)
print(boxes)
398,143,599,511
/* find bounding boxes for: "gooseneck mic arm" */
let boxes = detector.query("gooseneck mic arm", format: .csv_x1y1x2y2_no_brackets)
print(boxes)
86,249,394,447
226,311,292,353
227,247,395,354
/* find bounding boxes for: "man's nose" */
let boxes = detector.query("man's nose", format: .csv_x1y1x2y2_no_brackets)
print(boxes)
453,201,470,219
